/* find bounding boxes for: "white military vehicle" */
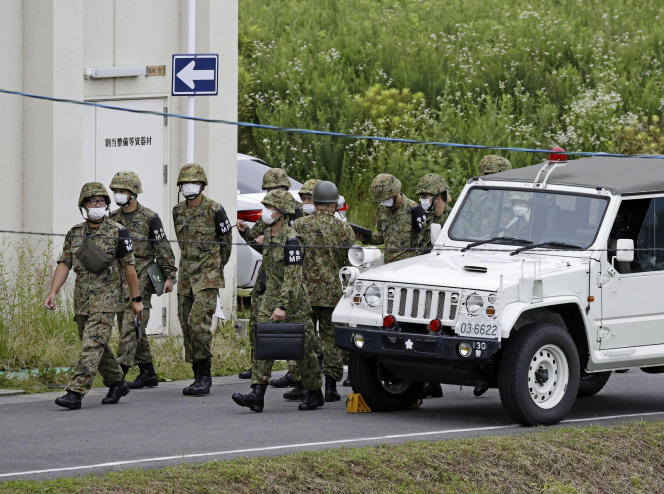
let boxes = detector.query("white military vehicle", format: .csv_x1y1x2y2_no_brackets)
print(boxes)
333,155,664,425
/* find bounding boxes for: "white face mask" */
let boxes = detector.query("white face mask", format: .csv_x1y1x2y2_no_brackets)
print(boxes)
182,183,201,199
86,207,108,221
114,193,130,206
261,208,277,225
420,197,433,211
303,203,316,215
380,198,394,208
513,205,529,217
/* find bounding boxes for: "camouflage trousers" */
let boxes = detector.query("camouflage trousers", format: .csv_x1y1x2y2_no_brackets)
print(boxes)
248,286,264,363
116,294,153,367
285,314,326,381
178,287,216,362
68,313,124,395
251,318,322,391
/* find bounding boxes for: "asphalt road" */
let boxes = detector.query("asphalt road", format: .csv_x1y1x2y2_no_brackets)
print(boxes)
1,369,663,481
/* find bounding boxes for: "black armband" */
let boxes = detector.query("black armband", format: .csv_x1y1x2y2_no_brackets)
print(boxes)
284,237,303,265
411,205,427,233
148,215,167,241
215,208,232,236
117,228,134,258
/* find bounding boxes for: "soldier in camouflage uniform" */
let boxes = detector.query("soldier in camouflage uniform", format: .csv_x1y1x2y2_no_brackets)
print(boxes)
109,171,177,389
45,182,143,409
232,190,324,412
502,192,532,239
293,181,355,402
359,173,427,263
173,164,232,396
414,173,452,251
298,178,321,216
478,155,512,176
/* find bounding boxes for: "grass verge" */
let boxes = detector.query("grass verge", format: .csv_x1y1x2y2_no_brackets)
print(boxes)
1,421,663,493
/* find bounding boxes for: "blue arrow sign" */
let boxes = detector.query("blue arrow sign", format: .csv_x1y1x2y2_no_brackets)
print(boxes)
172,54,219,96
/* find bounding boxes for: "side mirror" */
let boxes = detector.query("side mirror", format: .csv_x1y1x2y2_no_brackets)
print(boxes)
615,238,634,263
430,223,442,245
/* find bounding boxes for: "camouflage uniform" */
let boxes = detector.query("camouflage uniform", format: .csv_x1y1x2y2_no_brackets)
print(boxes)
111,203,176,366
58,215,135,396
293,210,355,381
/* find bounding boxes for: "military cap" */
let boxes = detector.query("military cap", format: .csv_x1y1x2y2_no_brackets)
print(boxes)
262,189,296,215
109,171,142,195
371,173,401,203
78,182,111,207
478,155,512,176
312,180,339,203
262,168,291,190
416,173,449,196
177,163,208,186
298,179,321,198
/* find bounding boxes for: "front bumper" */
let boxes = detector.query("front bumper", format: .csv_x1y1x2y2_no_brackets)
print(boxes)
335,326,501,362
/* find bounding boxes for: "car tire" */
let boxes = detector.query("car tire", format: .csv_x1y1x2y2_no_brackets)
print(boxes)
350,353,424,411
577,371,611,397
498,323,580,426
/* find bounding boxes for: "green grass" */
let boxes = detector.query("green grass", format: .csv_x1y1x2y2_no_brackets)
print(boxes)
2,420,663,493
239,0,664,226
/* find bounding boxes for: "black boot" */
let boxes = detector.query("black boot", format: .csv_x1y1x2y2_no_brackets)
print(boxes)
128,362,159,389
298,389,324,410
182,361,199,395
232,384,266,413
343,366,352,387
238,368,252,379
55,390,82,410
101,380,130,404
419,382,443,399
324,375,341,402
183,359,211,396
269,371,297,388
283,381,307,401
120,364,131,379
473,381,489,397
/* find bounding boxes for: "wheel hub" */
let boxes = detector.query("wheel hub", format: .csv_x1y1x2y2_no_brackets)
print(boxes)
528,344,569,409
534,367,549,385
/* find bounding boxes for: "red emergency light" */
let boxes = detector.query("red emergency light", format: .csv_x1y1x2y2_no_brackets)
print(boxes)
549,146,567,162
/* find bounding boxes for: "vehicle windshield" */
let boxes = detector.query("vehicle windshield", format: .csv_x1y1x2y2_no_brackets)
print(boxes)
449,187,609,249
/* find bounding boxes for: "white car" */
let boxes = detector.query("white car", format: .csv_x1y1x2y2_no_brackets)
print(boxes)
236,153,348,288
333,154,664,426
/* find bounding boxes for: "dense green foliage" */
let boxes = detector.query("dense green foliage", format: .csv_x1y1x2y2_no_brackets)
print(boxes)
239,0,664,224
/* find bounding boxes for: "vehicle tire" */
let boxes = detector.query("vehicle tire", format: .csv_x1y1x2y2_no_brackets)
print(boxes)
349,353,424,411
498,323,580,426
577,371,611,397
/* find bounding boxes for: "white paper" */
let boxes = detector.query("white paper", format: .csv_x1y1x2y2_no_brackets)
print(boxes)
214,295,225,320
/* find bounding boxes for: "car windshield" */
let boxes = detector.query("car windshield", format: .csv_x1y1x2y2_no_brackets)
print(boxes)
449,187,609,249
237,157,302,194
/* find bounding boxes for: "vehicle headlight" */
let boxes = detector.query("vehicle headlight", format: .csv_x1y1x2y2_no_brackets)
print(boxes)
487,293,497,304
364,285,382,307
465,293,484,315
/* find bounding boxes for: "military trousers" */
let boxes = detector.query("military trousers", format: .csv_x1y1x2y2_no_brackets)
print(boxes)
251,318,322,391
116,292,153,367
177,287,216,363
248,285,264,363
68,313,124,395
313,306,343,381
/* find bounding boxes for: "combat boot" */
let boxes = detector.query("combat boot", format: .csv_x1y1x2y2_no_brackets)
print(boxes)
120,364,131,379
238,368,252,379
269,371,297,388
128,362,159,389
182,361,199,395
101,380,130,404
298,389,324,410
232,384,266,413
183,358,211,396
55,390,82,410
420,382,443,399
473,381,489,397
283,381,307,401
324,375,341,402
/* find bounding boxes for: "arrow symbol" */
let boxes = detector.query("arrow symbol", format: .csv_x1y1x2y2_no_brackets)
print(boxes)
176,60,214,90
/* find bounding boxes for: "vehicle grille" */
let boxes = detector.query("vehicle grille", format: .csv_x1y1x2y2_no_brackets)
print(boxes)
386,285,459,324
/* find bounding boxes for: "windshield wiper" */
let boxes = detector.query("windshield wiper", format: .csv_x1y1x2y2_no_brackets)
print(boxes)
510,241,583,256
462,236,533,252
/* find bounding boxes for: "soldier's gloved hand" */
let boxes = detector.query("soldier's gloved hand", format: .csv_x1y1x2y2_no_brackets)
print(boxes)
270,307,286,321
44,293,57,310
256,235,265,245
163,278,174,294
237,219,248,233
132,301,144,319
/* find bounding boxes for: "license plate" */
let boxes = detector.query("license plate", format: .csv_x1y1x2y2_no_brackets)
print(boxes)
455,315,500,340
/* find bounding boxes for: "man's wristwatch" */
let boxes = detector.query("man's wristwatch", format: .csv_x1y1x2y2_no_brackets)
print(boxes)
131,296,143,303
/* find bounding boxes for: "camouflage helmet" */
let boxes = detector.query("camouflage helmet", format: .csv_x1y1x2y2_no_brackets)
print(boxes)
109,171,142,195
416,173,449,196
78,182,111,207
262,189,296,215
478,155,512,176
177,163,208,186
313,180,339,203
371,173,401,203
262,168,291,190
298,179,321,198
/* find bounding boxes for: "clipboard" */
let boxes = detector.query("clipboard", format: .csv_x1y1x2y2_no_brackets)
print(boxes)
147,263,165,295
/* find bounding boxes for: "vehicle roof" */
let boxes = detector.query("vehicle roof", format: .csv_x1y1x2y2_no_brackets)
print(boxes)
485,156,664,195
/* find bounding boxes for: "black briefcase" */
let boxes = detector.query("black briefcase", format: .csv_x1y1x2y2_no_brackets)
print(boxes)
254,322,305,360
